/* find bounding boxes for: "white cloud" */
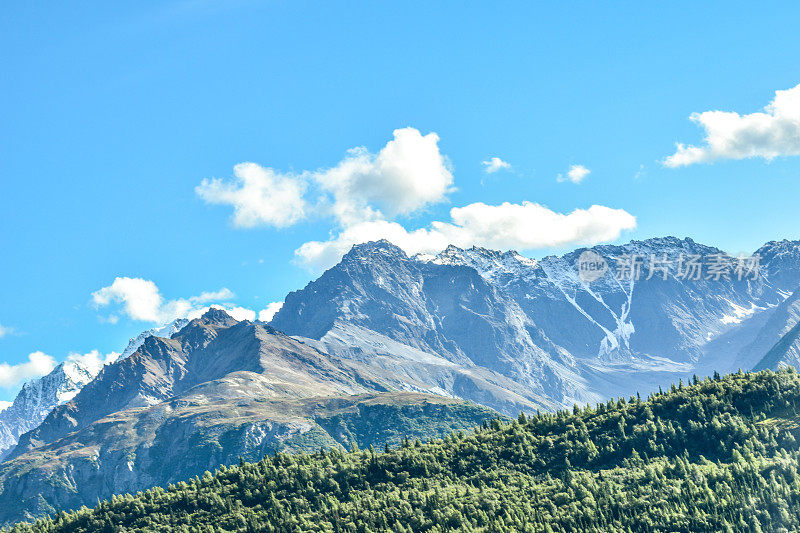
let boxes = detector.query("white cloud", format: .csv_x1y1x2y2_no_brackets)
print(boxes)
217,306,256,322
296,202,636,271
0,323,11,338
196,162,308,228
557,164,591,184
181,304,256,322
481,157,512,174
665,82,800,167
190,288,235,304
196,128,454,229
92,278,238,324
315,127,454,225
67,350,120,375
258,302,284,322
199,128,636,273
0,401,11,412
0,351,57,389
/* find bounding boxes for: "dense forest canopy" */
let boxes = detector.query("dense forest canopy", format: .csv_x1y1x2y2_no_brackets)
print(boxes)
9,368,800,532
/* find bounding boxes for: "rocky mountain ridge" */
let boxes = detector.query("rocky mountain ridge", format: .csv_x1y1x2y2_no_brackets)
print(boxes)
272,237,800,409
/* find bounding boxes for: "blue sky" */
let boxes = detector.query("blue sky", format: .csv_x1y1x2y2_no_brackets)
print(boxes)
2,1,800,401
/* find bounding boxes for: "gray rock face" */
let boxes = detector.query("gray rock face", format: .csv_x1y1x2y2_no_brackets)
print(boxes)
273,240,587,410
0,362,97,460
272,237,800,407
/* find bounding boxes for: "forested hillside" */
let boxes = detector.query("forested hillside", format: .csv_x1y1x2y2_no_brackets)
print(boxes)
10,368,800,532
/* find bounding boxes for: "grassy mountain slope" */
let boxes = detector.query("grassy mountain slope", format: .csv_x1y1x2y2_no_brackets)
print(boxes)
0,390,497,526
10,368,800,532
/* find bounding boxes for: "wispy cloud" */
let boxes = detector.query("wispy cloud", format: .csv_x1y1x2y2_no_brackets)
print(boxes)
0,323,12,338
557,164,591,184
481,157,512,174
198,129,635,271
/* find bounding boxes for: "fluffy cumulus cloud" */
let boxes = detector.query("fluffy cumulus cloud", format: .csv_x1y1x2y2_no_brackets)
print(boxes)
197,128,453,228
665,82,800,167
196,163,308,228
92,277,240,324
297,203,637,271
67,350,120,375
0,351,57,389
557,164,591,184
481,157,512,174
258,302,283,322
198,128,636,271
0,323,11,338
315,127,454,224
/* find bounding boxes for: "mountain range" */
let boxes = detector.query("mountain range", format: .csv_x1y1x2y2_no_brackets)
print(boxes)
273,237,800,411
2,235,800,524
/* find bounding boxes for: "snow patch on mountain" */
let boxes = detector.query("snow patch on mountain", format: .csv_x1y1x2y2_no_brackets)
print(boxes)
423,245,538,283
721,300,761,325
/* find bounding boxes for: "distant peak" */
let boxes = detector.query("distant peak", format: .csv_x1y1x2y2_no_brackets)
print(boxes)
344,240,408,260
199,307,238,326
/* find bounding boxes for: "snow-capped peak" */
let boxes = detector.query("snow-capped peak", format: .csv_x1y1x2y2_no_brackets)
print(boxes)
419,245,539,283
120,318,190,360
0,361,101,459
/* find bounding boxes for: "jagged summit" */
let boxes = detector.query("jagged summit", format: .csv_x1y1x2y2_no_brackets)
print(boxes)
342,240,411,264
199,306,238,325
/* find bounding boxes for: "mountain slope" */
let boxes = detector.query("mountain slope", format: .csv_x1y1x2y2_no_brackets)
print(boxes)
8,309,381,460
754,321,800,371
0,390,497,525
13,368,800,532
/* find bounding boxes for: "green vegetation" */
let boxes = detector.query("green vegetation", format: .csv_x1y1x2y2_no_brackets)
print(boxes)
0,393,499,526
10,369,800,532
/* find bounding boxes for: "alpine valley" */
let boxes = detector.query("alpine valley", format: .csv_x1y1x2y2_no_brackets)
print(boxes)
2,236,800,526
